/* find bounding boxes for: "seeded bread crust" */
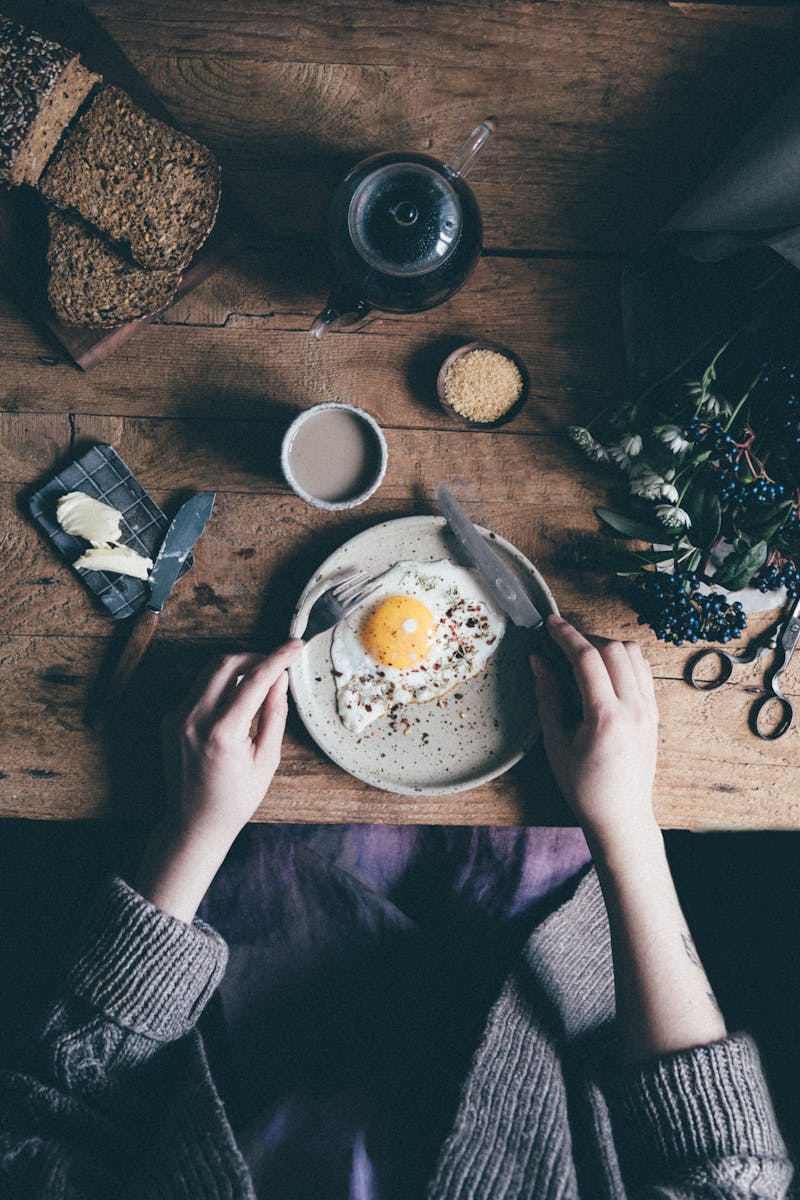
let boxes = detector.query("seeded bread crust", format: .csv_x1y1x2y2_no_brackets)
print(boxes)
39,84,222,270
47,208,181,328
0,17,100,187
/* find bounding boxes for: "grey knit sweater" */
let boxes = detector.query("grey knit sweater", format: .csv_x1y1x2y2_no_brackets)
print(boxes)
0,869,793,1199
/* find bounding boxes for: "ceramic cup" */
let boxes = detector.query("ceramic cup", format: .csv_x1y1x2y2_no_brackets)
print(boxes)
280,401,388,510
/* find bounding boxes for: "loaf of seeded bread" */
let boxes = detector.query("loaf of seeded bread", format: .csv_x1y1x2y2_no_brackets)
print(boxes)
0,16,100,187
46,208,182,328
39,84,222,270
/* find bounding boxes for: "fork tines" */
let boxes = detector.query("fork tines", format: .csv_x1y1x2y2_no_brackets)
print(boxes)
332,571,374,605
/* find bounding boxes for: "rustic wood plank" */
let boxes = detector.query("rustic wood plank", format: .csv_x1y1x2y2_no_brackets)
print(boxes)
0,482,666,644
73,2,797,253
87,1,797,67
2,632,797,828
0,253,627,430
99,48,799,254
2,455,787,677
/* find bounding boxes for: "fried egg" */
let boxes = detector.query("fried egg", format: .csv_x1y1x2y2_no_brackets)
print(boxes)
331,560,506,733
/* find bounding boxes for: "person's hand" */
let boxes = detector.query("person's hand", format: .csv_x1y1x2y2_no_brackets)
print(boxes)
162,640,304,843
530,615,659,851
136,640,303,921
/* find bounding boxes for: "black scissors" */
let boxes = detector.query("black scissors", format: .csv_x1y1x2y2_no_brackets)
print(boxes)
686,596,800,740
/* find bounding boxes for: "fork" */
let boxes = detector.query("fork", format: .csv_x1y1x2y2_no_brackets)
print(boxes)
300,571,379,642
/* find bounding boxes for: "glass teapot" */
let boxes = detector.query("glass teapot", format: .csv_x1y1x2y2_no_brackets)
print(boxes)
310,118,496,338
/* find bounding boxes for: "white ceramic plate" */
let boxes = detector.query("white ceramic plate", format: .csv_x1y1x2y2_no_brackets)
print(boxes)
288,515,557,796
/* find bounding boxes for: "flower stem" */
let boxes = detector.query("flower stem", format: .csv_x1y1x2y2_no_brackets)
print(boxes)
724,370,764,433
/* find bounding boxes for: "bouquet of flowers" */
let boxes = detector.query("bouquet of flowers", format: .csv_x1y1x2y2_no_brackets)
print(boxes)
570,328,800,646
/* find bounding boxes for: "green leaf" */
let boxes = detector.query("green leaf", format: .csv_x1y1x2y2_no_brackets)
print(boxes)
595,507,673,544
713,540,768,591
682,484,721,552
744,501,793,545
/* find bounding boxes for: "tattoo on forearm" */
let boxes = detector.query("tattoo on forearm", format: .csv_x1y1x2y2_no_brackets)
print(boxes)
707,991,722,1016
681,932,701,966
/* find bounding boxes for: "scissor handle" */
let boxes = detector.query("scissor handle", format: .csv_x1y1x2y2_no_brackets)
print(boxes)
750,689,794,740
686,649,735,691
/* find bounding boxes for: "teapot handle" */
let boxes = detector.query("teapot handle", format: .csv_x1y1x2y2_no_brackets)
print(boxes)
445,117,497,181
310,294,372,339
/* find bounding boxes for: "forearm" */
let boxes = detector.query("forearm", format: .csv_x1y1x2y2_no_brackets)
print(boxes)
589,816,726,1065
135,818,237,923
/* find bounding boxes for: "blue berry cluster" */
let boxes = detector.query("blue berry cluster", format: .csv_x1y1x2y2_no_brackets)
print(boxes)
687,418,785,506
631,571,747,646
753,557,800,597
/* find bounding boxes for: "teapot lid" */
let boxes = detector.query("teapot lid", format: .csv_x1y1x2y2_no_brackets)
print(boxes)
348,162,462,277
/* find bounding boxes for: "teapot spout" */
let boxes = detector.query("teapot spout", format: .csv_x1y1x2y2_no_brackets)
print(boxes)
310,295,372,339
445,117,497,181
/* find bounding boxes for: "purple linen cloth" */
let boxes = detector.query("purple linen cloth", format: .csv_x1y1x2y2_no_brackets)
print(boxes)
199,824,591,1200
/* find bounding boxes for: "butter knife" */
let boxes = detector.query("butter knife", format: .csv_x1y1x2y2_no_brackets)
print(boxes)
93,491,216,714
437,486,581,717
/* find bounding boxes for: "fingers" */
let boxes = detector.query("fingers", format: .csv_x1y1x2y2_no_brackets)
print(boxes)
183,652,266,722
546,616,617,713
625,640,657,703
254,669,290,765
214,640,303,737
529,650,567,743
596,639,639,701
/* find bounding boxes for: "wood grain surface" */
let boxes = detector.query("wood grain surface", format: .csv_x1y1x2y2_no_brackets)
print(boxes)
2,0,800,826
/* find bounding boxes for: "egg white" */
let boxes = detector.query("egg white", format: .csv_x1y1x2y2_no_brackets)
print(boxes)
331,559,506,733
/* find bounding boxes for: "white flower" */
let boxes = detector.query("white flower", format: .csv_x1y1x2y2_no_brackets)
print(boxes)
586,441,610,463
568,427,609,462
608,443,632,469
659,482,680,504
629,466,665,499
656,504,691,529
689,379,731,417
620,433,642,457
658,425,692,454
567,426,594,451
704,395,732,418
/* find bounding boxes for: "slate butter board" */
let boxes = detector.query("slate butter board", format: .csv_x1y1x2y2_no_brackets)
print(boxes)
0,0,242,370
28,441,192,619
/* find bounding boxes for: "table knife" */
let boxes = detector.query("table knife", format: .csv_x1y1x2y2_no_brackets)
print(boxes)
98,491,216,710
437,485,581,718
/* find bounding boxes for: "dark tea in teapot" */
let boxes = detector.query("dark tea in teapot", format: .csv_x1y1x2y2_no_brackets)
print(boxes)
311,120,495,336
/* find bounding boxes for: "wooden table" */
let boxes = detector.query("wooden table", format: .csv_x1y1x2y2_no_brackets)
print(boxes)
3,0,800,828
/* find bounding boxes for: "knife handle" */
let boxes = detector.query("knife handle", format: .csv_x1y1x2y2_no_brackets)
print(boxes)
529,624,583,724
104,609,160,705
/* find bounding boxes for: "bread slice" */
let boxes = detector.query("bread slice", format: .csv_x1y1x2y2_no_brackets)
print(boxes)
47,208,181,328
39,85,221,270
0,17,101,187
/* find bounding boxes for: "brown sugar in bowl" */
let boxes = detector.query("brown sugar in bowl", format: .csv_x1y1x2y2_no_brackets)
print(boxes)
436,340,530,428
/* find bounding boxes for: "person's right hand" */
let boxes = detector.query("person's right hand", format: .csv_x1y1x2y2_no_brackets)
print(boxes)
530,615,659,849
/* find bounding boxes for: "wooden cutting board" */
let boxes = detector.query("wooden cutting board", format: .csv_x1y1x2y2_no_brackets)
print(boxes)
0,0,242,370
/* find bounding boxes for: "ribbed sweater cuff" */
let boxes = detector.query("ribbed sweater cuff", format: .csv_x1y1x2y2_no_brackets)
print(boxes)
620,1034,788,1166
66,876,228,1041
520,866,615,1041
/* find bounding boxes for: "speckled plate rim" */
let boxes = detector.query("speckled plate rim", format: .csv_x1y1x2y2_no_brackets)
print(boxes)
288,514,559,797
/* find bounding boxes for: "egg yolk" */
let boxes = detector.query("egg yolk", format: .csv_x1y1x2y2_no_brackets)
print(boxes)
361,595,436,669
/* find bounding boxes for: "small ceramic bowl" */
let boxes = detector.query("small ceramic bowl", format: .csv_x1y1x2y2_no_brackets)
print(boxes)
436,339,530,428
280,401,388,511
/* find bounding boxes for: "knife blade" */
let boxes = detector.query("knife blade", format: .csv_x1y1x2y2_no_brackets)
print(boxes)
91,492,216,717
147,491,216,612
437,486,544,628
437,485,582,720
